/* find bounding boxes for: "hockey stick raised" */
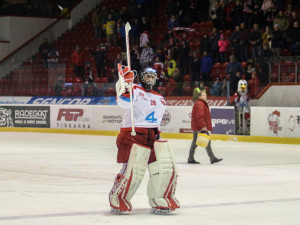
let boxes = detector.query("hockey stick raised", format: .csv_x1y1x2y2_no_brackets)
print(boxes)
125,22,136,136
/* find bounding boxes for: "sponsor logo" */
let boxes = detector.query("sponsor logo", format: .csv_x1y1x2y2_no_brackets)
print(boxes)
287,115,300,132
268,110,282,135
212,119,235,125
161,110,171,126
31,97,92,105
179,128,193,133
14,109,49,125
181,112,191,124
57,109,83,121
56,108,91,129
102,115,122,123
166,99,228,106
15,109,48,120
0,107,14,127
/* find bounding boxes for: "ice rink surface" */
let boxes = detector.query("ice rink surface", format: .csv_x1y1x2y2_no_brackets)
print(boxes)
0,132,300,225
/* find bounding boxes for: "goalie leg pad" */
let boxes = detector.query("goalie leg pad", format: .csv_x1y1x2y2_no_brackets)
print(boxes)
147,140,180,211
109,143,151,212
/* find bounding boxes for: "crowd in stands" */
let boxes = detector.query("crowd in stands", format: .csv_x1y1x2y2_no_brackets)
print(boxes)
4,0,300,98
61,0,298,98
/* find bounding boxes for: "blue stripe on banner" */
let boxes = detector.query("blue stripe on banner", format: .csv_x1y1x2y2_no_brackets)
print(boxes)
26,97,117,105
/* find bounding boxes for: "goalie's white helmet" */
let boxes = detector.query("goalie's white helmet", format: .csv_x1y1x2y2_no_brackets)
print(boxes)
141,68,157,91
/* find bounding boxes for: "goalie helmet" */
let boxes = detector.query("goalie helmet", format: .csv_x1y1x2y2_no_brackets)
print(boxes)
140,68,157,91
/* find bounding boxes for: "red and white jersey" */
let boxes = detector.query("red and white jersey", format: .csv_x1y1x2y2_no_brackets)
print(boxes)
117,84,166,130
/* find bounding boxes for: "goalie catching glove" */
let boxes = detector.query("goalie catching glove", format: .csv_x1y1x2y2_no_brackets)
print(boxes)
116,64,136,96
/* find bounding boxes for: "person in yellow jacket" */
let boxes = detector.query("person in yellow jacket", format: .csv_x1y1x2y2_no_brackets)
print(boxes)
105,14,117,46
164,54,177,79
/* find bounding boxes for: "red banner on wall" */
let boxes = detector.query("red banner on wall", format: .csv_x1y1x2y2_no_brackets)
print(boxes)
165,97,233,106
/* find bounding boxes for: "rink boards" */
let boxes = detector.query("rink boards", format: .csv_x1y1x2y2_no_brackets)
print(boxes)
0,104,234,135
0,104,299,144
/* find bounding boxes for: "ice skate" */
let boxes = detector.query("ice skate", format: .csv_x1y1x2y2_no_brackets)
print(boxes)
110,208,129,215
150,207,172,215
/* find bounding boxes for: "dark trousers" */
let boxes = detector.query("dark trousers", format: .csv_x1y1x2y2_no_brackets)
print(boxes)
239,43,248,62
188,131,216,162
96,63,105,78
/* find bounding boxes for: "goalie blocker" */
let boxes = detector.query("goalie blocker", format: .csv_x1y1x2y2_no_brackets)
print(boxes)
109,141,180,214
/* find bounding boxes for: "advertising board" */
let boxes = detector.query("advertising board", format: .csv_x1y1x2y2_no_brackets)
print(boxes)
0,105,50,128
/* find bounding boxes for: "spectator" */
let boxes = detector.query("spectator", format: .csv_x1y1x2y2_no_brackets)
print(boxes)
190,52,201,82
47,46,59,68
90,44,107,78
83,62,95,96
178,40,189,76
248,71,260,97
225,55,243,94
274,10,289,46
231,0,243,27
130,18,140,46
200,51,213,83
109,8,119,21
105,13,117,47
218,34,229,63
239,22,249,62
262,26,272,46
261,43,273,57
231,71,242,94
153,56,164,80
84,62,94,84
210,28,220,62
140,31,150,48
251,4,264,28
288,21,300,56
265,3,277,27
130,44,141,74
230,25,241,61
140,42,155,69
285,4,293,18
220,76,228,96
192,81,206,103
92,7,101,39
54,75,64,96
244,63,255,81
164,54,177,80
271,24,283,57
290,11,299,27
210,1,219,27
99,5,109,36
139,16,151,33
165,38,177,57
133,4,144,21
242,0,252,28
210,77,222,96
216,0,226,30
168,14,179,32
113,53,127,80
200,33,211,55
39,38,51,68
71,45,85,80
119,6,130,23
248,24,262,58
119,20,126,52
224,0,235,30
